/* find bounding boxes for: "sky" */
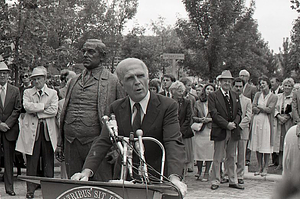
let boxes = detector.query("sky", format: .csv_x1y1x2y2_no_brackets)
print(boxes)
125,0,299,53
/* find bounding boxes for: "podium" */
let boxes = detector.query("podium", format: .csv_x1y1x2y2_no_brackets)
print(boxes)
19,176,182,199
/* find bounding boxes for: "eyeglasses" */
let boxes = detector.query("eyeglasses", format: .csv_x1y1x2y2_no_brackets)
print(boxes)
21,75,29,78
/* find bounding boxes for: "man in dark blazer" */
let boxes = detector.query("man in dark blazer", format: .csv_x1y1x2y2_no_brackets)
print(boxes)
72,58,187,197
271,77,283,95
209,70,243,190
0,62,21,196
159,73,176,97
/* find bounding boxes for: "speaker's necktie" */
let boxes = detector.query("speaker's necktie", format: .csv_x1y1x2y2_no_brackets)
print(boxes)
132,103,142,132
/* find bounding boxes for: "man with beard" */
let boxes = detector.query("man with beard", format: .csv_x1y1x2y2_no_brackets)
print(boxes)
56,39,125,181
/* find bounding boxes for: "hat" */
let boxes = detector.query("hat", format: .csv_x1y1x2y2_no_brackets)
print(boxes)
0,62,11,71
218,70,233,79
30,66,47,78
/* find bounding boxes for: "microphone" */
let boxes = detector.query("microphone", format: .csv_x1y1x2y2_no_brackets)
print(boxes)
127,132,134,178
102,116,123,155
136,129,148,181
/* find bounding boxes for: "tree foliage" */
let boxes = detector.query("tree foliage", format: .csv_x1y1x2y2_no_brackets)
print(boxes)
121,17,185,79
176,0,273,82
0,0,138,84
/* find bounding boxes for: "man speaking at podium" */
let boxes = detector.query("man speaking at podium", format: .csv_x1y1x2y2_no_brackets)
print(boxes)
72,58,187,197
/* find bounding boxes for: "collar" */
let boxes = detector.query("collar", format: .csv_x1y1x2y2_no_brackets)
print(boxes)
83,66,103,80
285,93,293,99
0,83,7,94
243,83,248,92
0,83,7,90
272,87,280,94
220,87,229,96
129,91,150,115
34,84,49,96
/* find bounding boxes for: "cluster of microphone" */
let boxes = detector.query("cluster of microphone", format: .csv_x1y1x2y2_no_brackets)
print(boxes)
102,115,150,183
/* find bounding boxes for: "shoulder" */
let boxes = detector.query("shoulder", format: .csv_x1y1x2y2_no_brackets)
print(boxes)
111,96,127,107
159,90,165,95
45,86,57,94
250,84,257,90
8,84,19,91
254,91,262,97
242,95,251,104
210,89,219,97
102,69,118,81
270,93,278,100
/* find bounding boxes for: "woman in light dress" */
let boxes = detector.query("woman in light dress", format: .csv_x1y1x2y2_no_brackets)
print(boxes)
273,78,294,170
249,75,278,177
192,83,215,181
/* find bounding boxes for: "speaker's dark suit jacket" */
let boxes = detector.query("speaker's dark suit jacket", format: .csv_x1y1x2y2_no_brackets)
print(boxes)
83,92,186,179
208,89,242,141
0,83,21,192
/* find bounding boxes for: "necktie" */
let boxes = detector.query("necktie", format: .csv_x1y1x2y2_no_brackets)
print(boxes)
0,86,4,106
84,71,92,84
225,92,230,102
39,90,43,96
132,103,142,132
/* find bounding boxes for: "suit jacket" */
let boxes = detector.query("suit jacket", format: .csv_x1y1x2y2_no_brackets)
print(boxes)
238,94,252,140
208,89,242,141
0,83,21,141
16,85,58,155
58,68,125,146
83,92,186,179
243,83,257,102
177,98,193,138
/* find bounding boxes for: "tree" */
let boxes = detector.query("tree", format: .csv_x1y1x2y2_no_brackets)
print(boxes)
121,18,185,79
0,0,138,85
286,17,300,82
176,0,273,82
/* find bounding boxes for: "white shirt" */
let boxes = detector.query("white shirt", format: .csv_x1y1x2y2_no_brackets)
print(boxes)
129,91,150,124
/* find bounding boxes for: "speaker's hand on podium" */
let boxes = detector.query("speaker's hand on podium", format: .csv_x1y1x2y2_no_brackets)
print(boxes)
169,174,187,197
71,169,93,181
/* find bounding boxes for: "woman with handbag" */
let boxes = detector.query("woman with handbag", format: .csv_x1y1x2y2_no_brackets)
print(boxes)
192,83,215,181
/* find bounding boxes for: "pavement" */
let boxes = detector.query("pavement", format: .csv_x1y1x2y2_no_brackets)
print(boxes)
0,166,281,199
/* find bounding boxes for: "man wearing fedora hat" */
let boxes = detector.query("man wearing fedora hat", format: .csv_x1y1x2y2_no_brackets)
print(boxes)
16,66,58,198
0,62,21,196
208,70,243,190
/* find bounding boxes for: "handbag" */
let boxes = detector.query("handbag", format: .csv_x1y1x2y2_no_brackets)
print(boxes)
191,122,203,132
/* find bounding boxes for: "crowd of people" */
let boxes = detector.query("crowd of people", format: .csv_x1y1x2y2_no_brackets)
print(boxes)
1,38,300,198
148,68,300,191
